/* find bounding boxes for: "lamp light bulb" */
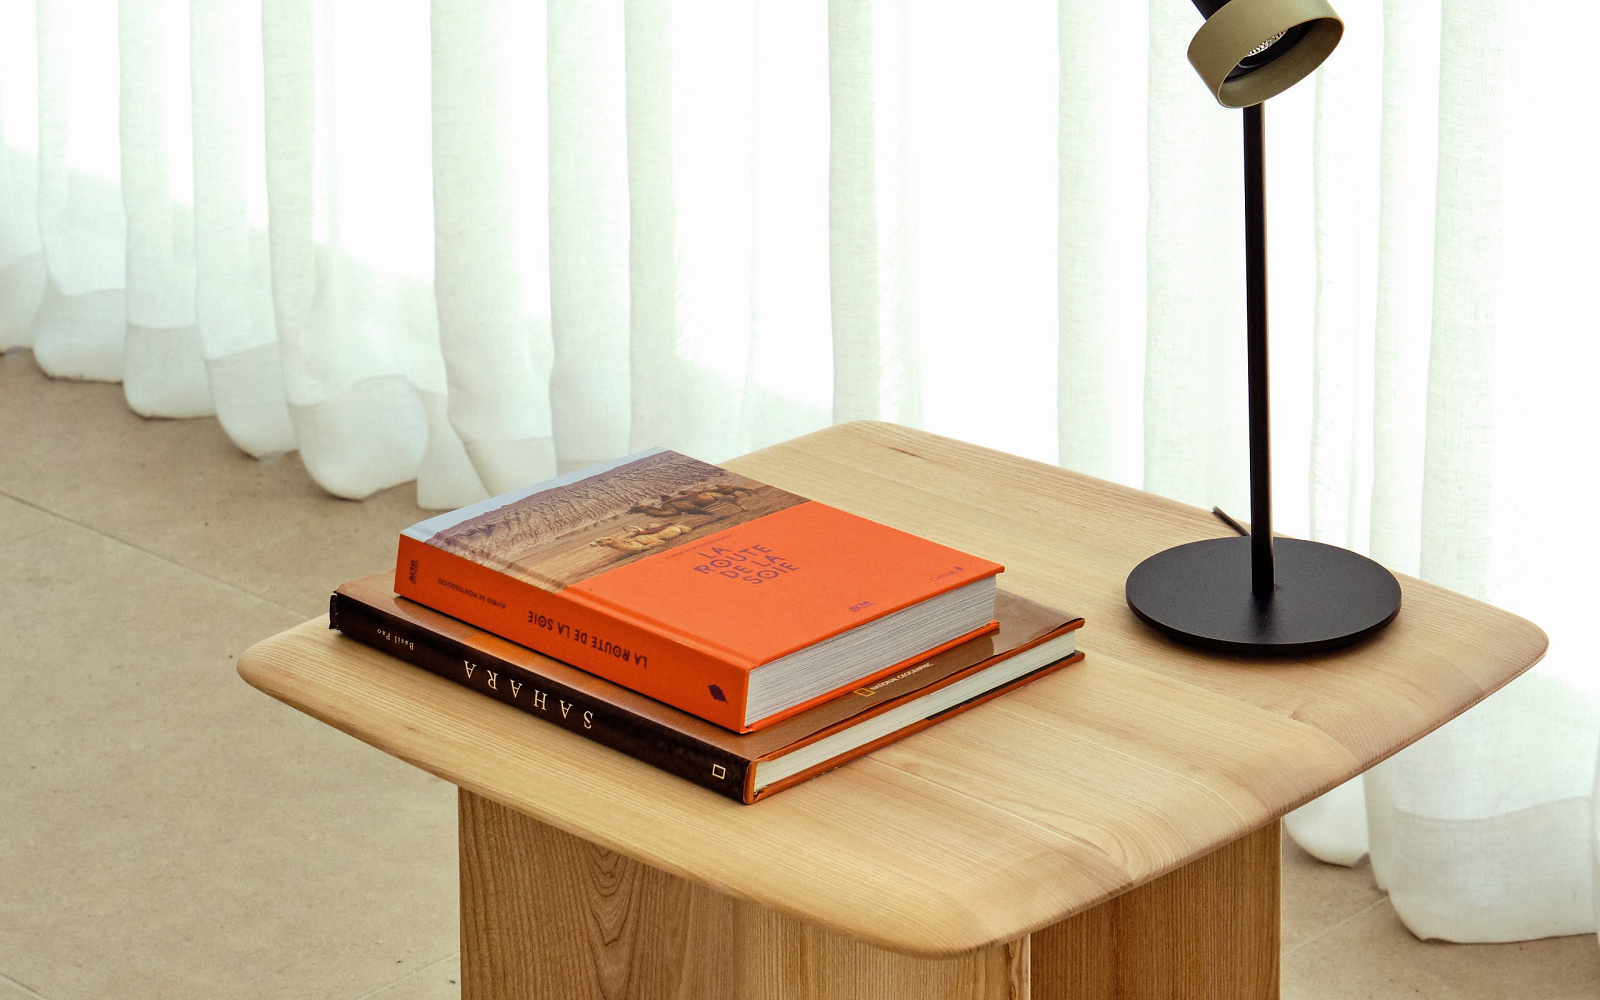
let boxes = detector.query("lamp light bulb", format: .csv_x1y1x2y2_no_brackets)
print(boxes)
1245,30,1287,57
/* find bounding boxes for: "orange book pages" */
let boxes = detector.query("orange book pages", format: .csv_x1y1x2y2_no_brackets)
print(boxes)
737,620,999,732
746,651,1085,802
569,501,1002,666
395,534,752,730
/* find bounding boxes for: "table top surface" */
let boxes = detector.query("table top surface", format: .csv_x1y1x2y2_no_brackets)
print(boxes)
237,422,1546,957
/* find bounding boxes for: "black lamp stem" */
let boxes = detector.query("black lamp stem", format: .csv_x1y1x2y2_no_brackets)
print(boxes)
1243,102,1274,600
1123,6,1401,653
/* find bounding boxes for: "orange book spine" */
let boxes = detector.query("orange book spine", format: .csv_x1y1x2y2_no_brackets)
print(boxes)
395,535,751,730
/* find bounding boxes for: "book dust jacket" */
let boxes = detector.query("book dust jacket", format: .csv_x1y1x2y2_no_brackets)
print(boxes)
396,449,1002,730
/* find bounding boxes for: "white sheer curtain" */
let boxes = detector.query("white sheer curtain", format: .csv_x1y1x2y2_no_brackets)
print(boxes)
1,0,1596,949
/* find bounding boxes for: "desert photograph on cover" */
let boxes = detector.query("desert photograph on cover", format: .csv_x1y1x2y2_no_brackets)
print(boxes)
424,451,808,591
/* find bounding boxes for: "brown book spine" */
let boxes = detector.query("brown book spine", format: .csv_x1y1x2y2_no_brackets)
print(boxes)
328,592,752,803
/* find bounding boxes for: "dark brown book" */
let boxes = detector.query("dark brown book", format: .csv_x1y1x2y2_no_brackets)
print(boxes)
330,572,1083,803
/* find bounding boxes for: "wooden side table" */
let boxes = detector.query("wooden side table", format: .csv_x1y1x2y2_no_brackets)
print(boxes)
238,422,1547,1000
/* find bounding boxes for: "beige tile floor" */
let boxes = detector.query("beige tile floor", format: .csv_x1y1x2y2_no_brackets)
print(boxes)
2,346,1597,999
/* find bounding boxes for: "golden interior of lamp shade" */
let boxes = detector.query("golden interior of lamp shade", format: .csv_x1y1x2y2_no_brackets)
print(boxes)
1188,0,1343,107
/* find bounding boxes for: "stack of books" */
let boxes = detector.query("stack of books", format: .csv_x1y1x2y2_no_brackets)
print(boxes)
331,448,1084,803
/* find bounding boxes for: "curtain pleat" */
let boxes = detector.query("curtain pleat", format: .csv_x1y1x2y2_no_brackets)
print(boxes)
1379,673,1598,942
119,0,209,419
1307,0,1381,551
546,0,632,468
1372,0,1513,930
1366,0,1439,577
1285,0,1442,890
0,254,43,351
624,1,757,461
622,0,684,444
262,0,430,501
905,5,1058,459
430,0,552,499
190,0,294,456
1418,0,1504,601
1141,0,1247,514
34,0,125,381
828,0,918,427
740,0,831,452
0,1,44,350
1057,0,1148,484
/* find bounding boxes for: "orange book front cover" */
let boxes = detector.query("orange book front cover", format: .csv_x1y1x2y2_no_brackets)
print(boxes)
395,449,1003,731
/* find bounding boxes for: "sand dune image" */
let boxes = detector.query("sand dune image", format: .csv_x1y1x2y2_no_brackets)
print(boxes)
425,451,808,591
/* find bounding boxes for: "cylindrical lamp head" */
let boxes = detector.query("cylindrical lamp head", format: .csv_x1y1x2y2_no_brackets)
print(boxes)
1187,0,1342,107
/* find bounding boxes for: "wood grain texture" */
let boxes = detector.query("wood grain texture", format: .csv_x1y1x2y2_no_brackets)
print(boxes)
237,421,1548,956
460,789,1027,1000
1031,820,1281,1000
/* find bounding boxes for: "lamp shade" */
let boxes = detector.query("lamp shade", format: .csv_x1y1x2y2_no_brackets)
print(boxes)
1187,0,1342,107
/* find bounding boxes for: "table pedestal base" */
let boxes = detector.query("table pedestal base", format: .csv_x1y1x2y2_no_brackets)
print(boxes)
1031,817,1281,998
460,791,1281,1000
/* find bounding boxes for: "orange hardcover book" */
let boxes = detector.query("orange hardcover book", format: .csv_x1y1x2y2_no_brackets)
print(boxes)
396,449,1004,731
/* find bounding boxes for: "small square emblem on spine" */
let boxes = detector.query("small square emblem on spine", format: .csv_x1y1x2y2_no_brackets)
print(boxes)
711,764,727,779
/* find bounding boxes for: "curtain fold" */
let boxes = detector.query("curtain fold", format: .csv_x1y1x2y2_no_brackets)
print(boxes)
191,0,295,456
1366,0,1437,577
904,4,1058,458
430,0,553,499
34,0,126,381
1,0,1595,953
0,0,44,350
545,0,633,468
1142,0,1248,515
261,0,432,501
741,0,831,450
828,0,917,427
1056,0,1147,485
120,0,210,420
1307,0,1381,552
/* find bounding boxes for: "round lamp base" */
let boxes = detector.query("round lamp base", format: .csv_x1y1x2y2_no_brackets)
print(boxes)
1125,536,1401,655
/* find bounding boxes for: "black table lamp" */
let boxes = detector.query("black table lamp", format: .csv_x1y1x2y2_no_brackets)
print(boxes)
1124,0,1402,654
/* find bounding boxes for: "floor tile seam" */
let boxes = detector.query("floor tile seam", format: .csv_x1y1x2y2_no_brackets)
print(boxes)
0,490,68,550
0,524,53,551
0,486,68,534
0,488,59,512
0,970,51,1000
344,951,461,1000
1283,895,1393,959
0,490,314,620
